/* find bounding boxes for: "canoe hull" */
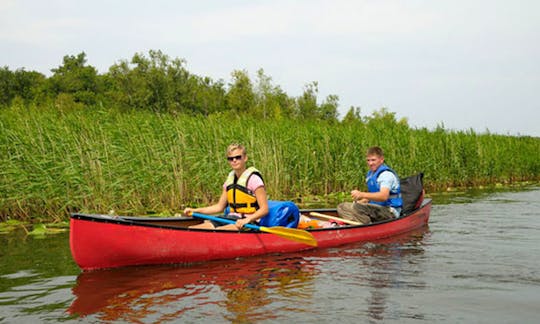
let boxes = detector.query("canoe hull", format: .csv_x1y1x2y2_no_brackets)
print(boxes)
70,199,431,270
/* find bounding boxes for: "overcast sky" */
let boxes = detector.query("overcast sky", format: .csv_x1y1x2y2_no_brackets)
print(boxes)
2,0,539,137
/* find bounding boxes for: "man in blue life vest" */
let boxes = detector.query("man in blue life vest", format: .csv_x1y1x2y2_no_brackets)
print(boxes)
337,146,402,224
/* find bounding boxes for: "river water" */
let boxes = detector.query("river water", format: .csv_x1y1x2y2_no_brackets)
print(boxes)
1,187,539,323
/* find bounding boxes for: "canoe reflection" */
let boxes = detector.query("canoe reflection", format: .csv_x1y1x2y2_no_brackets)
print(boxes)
68,226,429,322
68,255,318,322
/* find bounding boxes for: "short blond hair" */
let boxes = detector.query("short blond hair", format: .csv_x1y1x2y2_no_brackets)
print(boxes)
226,143,246,156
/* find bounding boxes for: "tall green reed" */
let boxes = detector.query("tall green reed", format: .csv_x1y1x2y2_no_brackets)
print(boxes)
1,105,538,221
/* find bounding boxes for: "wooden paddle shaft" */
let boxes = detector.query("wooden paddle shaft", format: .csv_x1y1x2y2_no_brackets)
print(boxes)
309,212,362,225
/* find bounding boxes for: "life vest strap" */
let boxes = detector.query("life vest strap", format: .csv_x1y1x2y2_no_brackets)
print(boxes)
230,202,259,209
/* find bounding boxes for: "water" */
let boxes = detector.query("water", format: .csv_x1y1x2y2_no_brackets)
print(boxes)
1,187,539,323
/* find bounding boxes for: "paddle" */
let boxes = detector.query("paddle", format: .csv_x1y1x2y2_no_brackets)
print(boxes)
309,212,362,225
191,212,317,247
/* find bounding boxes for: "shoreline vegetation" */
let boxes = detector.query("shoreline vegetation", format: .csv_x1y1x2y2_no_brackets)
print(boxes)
1,51,539,223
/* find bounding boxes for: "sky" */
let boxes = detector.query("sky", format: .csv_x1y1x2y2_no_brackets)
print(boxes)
1,0,539,137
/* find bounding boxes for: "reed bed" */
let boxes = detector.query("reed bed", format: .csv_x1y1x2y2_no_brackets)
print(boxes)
1,105,539,222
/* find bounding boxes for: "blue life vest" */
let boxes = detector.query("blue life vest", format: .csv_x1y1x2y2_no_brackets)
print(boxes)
366,164,402,208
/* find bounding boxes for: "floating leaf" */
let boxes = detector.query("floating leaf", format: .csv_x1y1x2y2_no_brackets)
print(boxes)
46,221,70,229
0,220,26,234
28,224,47,236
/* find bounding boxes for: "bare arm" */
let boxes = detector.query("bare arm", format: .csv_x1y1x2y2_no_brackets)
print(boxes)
351,187,390,202
236,186,269,228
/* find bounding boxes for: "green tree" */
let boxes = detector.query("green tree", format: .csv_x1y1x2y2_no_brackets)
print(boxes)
319,94,339,122
0,67,46,106
365,107,408,127
14,69,47,104
296,81,319,119
226,69,255,114
295,81,340,121
106,50,226,114
106,50,177,112
252,69,294,119
188,75,226,116
0,67,14,106
342,106,363,124
48,52,100,105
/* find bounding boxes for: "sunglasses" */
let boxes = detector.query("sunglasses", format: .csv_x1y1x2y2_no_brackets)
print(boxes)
227,155,243,162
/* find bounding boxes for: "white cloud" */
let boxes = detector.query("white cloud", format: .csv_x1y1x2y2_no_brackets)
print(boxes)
0,0,539,136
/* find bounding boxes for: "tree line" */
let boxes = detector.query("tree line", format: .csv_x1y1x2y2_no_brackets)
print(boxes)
1,50,368,122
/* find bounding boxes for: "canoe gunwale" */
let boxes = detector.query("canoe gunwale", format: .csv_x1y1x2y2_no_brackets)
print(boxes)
70,198,432,233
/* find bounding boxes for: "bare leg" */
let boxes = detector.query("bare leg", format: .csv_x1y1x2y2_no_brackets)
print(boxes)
216,224,240,231
188,220,216,229
189,221,242,231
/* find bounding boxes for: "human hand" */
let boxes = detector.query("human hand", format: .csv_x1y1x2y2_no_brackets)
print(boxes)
235,217,251,229
183,208,194,216
351,190,363,201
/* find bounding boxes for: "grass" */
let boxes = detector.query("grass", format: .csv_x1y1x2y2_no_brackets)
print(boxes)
1,104,539,222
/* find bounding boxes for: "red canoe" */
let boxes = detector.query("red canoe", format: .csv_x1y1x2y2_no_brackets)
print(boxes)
70,199,431,270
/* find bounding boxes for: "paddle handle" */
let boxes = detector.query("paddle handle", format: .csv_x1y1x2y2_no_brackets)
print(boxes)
309,212,362,225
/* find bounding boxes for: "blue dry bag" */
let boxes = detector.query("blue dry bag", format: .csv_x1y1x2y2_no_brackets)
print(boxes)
259,200,300,228
225,200,300,228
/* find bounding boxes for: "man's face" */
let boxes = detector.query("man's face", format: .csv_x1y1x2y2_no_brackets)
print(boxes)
366,154,384,172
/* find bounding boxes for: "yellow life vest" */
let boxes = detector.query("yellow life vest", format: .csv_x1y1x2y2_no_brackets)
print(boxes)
225,167,263,214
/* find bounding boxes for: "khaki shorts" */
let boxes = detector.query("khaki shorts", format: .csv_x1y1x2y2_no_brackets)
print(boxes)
337,202,395,224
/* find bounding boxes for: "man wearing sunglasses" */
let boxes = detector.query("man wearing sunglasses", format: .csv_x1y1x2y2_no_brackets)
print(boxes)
184,143,269,230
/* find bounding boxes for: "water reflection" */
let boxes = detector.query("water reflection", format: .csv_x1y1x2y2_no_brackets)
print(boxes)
301,226,430,322
68,255,318,322
67,227,430,322
363,227,429,321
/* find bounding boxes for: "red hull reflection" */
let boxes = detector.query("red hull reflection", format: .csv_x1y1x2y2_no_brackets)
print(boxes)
68,226,429,322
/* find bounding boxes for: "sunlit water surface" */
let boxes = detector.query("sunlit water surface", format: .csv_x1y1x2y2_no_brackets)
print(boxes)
1,187,539,323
